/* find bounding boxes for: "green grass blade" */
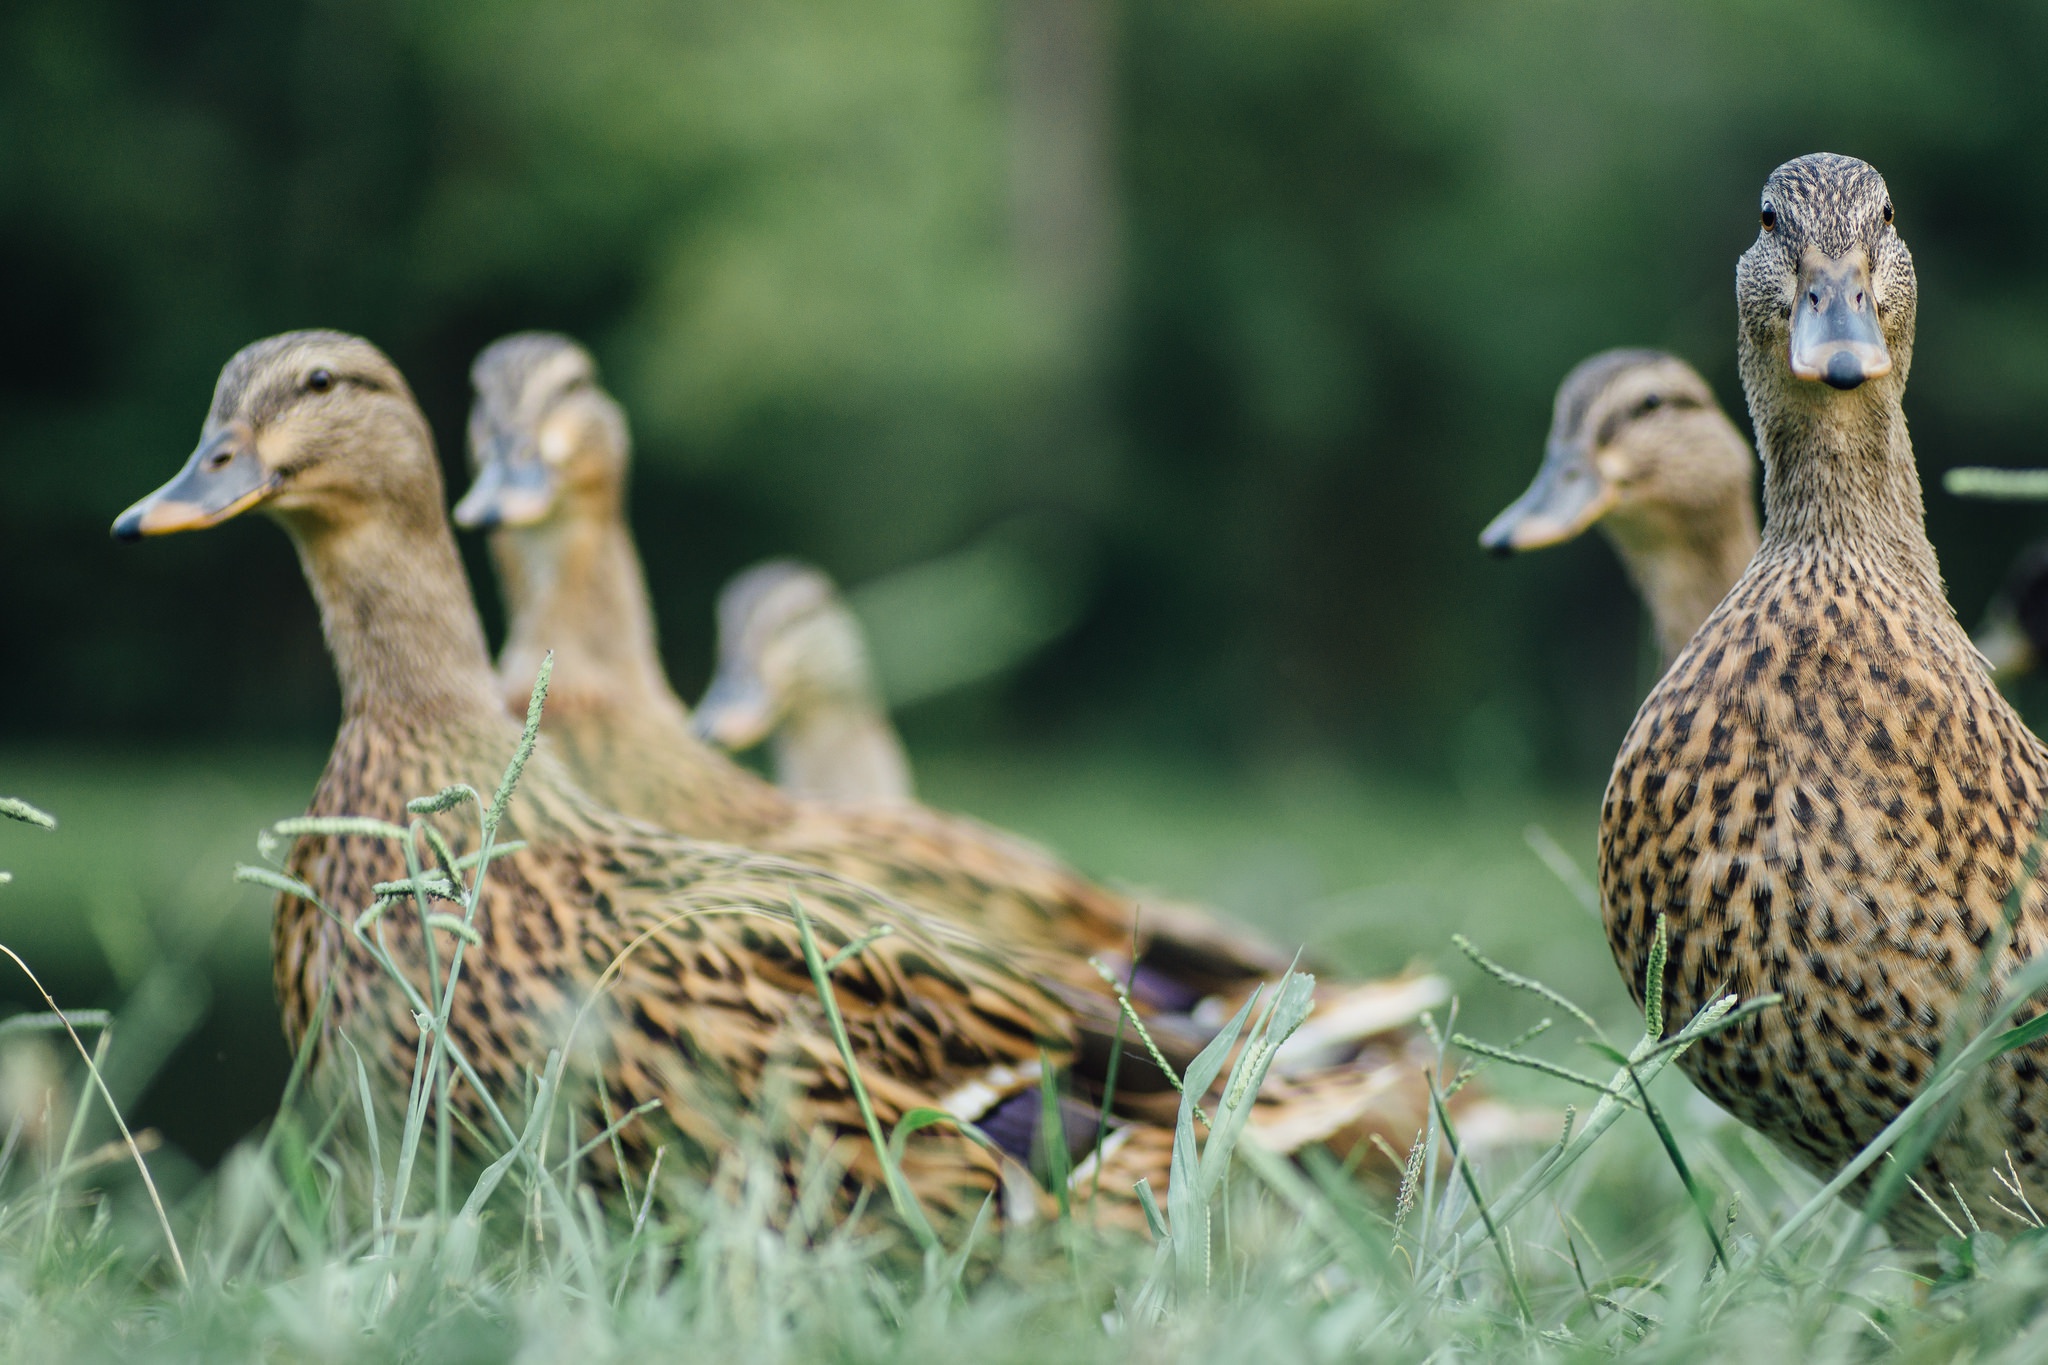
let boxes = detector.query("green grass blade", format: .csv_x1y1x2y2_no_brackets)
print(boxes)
1449,1032,1636,1104
486,653,552,841
0,940,186,1285
791,898,940,1253
0,1009,111,1040
407,785,480,816
1945,466,2048,500
1618,1057,1727,1266
1436,989,1744,1270
1454,933,1605,1040
1166,990,1256,1289
1641,916,1668,1039
1035,1056,1072,1221
0,798,57,830
1428,1070,1532,1324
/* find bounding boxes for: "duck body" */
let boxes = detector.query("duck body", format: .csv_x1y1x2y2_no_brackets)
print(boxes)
457,335,1329,1006
111,333,1105,1222
1600,154,2048,1240
280,686,1063,1215
118,331,1457,1228
487,508,1270,1007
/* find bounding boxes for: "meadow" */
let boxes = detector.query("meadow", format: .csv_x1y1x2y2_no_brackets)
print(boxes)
6,731,2048,1363
13,2,2048,1358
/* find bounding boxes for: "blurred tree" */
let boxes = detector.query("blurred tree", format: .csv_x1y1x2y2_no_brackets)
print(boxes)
7,0,2048,781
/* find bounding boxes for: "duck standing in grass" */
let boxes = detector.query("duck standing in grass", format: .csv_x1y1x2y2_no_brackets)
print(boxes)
111,330,1465,1225
1601,154,2048,1241
453,332,1448,1041
695,558,914,805
1481,349,1759,669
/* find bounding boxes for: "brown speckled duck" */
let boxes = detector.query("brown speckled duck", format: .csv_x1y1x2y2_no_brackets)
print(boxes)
453,332,1446,1040
110,330,1451,1226
695,558,915,804
1482,350,1759,668
1600,154,2048,1241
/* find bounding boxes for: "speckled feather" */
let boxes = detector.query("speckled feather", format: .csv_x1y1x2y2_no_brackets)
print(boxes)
1600,154,2048,1242
466,334,1344,1007
138,329,1449,1230
276,708,1065,1221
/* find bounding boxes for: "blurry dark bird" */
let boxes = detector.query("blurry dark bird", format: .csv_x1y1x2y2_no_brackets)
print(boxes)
1970,540,2048,683
1481,350,1759,668
110,330,1482,1226
695,559,914,805
453,332,1452,1048
1600,155,2048,1242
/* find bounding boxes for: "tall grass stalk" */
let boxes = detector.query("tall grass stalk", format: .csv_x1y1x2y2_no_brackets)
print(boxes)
17,692,2048,1358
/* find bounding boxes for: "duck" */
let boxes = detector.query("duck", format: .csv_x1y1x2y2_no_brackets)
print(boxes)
694,558,915,804
1599,154,2048,1241
110,331,1464,1227
452,332,1447,1037
1481,349,1759,668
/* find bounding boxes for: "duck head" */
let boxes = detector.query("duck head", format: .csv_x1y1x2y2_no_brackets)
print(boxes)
1738,154,1915,412
1481,350,1753,556
453,333,629,533
113,331,437,541
694,560,873,750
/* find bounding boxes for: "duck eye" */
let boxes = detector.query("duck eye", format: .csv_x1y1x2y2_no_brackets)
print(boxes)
307,368,334,394
1760,204,1777,232
1639,393,1664,414
1882,200,1894,225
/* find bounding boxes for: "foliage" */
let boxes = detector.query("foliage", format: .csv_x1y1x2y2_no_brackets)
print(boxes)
12,2,2048,774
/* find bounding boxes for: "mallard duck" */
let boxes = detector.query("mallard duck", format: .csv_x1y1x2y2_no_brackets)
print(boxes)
111,331,1463,1225
695,558,914,804
1481,350,1759,667
453,332,1441,1034
1600,154,2048,1241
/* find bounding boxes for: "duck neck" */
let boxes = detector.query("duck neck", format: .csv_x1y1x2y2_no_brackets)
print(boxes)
1605,496,1760,666
285,507,507,731
1754,383,1944,599
492,498,677,720
773,696,913,803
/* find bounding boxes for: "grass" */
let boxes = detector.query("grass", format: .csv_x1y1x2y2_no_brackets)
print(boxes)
8,730,2048,1361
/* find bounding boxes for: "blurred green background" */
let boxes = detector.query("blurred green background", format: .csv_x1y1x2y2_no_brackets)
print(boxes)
7,0,2048,1164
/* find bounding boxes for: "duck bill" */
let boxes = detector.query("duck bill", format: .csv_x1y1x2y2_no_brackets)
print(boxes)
691,668,776,750
1478,439,1617,555
111,430,278,541
453,452,558,531
1788,251,1891,391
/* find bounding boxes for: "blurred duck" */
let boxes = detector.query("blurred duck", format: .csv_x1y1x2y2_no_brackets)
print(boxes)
695,559,914,804
112,331,1460,1224
454,333,1450,1041
1971,539,2048,682
1481,350,1759,667
1603,154,2048,1240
